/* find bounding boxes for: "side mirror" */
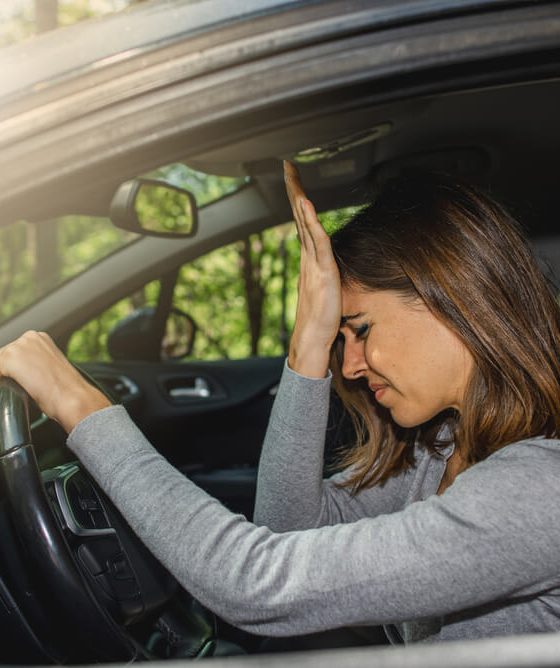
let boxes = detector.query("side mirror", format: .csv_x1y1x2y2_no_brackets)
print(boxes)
107,306,197,362
162,308,197,360
110,179,198,238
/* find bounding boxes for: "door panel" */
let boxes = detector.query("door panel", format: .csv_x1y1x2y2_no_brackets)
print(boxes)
83,356,284,466
82,356,285,517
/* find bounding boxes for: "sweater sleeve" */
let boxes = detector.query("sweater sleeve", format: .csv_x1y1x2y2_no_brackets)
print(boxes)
253,361,409,531
67,406,560,637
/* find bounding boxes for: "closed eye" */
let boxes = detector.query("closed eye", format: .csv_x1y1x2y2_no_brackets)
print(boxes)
355,323,370,339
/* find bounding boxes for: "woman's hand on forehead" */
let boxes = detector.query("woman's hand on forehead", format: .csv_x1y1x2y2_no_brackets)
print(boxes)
284,161,342,378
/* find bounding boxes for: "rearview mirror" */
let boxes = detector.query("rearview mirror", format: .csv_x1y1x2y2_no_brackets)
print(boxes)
110,178,198,238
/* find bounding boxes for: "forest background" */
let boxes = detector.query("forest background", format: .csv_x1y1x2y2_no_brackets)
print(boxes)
1,1,355,362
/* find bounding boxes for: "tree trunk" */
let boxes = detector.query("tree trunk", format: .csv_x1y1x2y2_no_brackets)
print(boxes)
31,0,60,296
279,232,289,354
35,0,58,32
240,235,265,356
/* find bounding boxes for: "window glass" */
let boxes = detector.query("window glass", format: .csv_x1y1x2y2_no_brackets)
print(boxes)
145,163,249,208
176,224,299,360
67,280,160,362
179,207,359,360
66,207,361,362
0,216,137,326
0,165,248,327
1,1,132,49
66,225,299,362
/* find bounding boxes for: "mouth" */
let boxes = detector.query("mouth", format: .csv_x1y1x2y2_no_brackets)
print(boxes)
369,383,389,401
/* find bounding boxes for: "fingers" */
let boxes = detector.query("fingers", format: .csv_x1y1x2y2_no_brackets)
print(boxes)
284,161,312,252
0,331,111,432
299,197,333,266
284,161,333,259
0,331,56,380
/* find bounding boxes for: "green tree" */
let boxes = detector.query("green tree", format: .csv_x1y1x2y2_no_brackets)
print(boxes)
1,0,147,48
1,3,361,362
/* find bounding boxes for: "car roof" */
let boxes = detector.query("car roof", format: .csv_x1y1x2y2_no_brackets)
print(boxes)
1,0,560,234
1,1,560,344
0,0,533,104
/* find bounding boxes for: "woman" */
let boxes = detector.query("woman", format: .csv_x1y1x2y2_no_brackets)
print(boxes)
2,163,560,643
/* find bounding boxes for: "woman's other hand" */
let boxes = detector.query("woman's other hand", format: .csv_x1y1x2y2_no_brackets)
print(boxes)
0,331,111,433
284,161,341,378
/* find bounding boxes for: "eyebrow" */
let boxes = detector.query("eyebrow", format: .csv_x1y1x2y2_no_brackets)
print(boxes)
340,312,365,325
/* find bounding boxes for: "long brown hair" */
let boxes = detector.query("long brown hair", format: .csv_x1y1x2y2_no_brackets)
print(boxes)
330,172,560,492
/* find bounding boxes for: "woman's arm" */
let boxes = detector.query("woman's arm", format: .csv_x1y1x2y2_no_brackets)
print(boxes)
69,405,560,637
254,164,407,530
253,360,408,530
0,331,557,637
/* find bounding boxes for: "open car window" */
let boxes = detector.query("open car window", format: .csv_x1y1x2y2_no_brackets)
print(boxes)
0,165,248,327
67,223,299,363
0,216,138,326
67,207,358,363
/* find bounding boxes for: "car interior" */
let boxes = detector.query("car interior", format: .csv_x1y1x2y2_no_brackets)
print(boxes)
2,3,560,662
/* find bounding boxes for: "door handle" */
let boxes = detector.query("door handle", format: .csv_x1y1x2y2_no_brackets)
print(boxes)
168,377,211,399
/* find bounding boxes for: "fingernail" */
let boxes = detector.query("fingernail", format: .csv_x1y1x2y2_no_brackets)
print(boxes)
299,198,306,215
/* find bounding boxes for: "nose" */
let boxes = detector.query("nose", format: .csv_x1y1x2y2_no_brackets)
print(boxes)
341,338,368,380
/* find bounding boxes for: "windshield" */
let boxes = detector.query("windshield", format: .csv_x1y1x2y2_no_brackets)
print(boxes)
0,165,247,325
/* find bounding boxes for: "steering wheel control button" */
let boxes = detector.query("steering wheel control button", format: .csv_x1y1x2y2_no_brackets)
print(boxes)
67,476,109,530
78,538,121,577
99,570,141,602
111,555,135,581
53,465,115,537
79,497,100,512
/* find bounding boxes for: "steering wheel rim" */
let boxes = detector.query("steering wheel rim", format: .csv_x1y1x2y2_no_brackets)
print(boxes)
0,378,140,662
0,378,215,663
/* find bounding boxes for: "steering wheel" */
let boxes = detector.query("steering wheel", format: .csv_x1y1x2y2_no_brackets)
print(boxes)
0,378,215,663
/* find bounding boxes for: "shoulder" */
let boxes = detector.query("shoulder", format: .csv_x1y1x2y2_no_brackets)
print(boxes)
439,437,560,533
462,436,560,487
483,436,560,473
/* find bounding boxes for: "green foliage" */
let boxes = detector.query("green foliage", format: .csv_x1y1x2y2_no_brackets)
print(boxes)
146,163,248,208
57,215,137,280
173,206,358,361
0,222,34,321
67,280,159,362
0,1,362,362
319,205,364,235
172,224,300,360
66,166,249,361
0,216,135,326
66,206,359,363
1,0,134,48
136,183,196,235
57,0,131,27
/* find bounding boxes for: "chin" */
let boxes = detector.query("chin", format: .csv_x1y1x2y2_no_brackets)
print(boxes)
391,414,424,429
389,406,440,429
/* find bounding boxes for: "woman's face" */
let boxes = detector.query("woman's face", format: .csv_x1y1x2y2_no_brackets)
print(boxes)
339,287,474,428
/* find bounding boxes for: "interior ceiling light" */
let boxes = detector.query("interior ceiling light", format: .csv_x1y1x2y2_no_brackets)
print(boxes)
292,123,392,164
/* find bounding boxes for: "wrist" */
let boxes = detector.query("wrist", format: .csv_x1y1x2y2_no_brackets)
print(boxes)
288,340,331,379
58,385,112,433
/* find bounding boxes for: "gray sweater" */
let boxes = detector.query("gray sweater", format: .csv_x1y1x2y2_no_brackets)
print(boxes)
67,362,560,642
